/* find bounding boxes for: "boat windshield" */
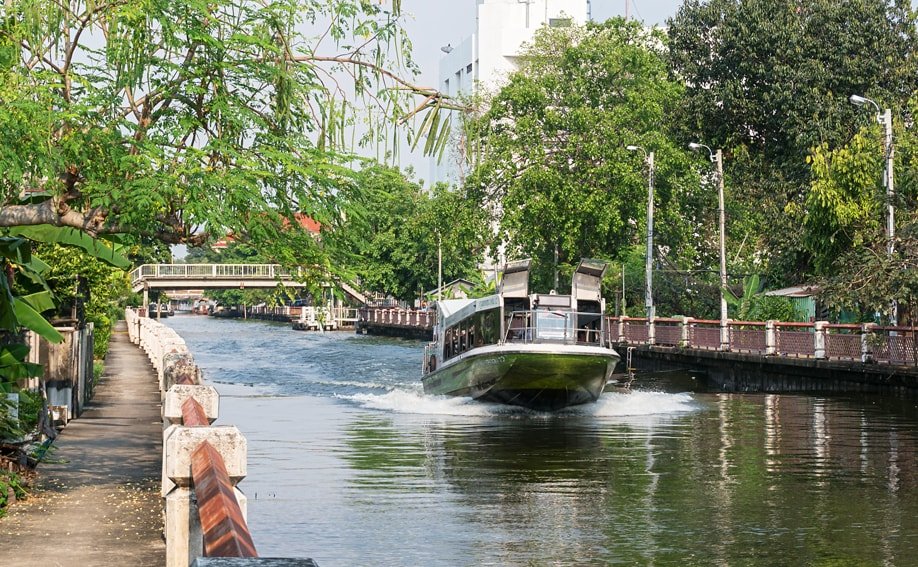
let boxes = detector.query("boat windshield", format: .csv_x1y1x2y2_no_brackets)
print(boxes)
534,311,573,340
505,310,605,346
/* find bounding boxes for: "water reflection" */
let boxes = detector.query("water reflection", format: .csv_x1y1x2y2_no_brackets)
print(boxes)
164,316,918,566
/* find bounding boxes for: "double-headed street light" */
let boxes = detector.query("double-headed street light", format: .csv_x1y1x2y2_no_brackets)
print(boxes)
850,93,897,326
689,142,729,351
626,145,655,341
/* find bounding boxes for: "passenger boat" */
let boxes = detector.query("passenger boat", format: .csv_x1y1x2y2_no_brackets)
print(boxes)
422,259,621,411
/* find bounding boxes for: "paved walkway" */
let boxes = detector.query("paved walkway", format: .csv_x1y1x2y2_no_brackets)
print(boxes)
1,321,165,566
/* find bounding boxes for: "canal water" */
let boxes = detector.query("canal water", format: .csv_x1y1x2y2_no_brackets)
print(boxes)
164,315,918,566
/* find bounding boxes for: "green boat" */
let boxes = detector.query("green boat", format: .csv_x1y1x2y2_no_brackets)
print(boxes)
422,259,620,411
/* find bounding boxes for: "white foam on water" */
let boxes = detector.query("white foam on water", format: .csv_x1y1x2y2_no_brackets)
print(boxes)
339,389,527,417
339,389,698,418
584,390,699,417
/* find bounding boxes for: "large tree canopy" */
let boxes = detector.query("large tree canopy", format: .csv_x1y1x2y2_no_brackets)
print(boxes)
465,18,701,294
0,0,455,259
667,0,918,281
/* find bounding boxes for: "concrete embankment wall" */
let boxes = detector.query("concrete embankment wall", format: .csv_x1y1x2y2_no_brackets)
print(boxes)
628,345,918,395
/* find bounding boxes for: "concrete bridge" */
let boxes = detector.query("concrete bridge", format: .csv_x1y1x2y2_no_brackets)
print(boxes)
130,263,367,306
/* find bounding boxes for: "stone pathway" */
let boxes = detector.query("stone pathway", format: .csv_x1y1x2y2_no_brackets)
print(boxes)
1,321,165,566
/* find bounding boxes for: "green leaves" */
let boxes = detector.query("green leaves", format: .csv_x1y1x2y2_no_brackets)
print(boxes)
466,18,698,294
9,226,130,269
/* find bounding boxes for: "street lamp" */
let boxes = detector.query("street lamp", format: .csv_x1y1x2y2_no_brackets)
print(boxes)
850,93,897,326
689,142,729,351
626,145,655,342
436,230,443,302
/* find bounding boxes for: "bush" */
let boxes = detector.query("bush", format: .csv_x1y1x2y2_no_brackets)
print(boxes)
0,470,28,516
16,390,42,434
89,313,112,360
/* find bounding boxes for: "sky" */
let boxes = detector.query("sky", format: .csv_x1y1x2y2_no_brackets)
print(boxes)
396,0,684,179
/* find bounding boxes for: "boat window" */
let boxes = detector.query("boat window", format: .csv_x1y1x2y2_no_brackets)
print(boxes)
535,311,573,341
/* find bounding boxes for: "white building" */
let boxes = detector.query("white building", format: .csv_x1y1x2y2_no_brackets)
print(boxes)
430,0,589,186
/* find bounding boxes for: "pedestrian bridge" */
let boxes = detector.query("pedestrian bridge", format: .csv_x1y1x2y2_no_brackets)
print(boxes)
130,263,367,303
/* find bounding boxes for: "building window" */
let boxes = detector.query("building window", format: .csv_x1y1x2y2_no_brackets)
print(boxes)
466,63,473,74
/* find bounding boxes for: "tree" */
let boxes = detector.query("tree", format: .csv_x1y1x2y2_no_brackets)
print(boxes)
464,18,702,296
336,164,487,302
813,94,918,319
0,0,459,261
667,0,918,282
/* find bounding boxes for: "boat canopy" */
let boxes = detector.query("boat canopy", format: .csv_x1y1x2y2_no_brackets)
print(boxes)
499,258,531,299
437,295,501,329
571,258,607,304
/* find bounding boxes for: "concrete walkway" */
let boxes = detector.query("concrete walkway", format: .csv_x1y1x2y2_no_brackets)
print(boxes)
1,321,165,566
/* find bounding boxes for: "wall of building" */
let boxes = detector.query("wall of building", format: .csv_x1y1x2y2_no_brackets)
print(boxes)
431,0,588,186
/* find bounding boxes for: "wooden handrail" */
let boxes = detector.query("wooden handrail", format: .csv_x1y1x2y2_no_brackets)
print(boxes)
192,441,258,558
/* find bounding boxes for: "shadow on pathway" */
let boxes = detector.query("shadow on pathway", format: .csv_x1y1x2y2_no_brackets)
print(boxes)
1,320,165,566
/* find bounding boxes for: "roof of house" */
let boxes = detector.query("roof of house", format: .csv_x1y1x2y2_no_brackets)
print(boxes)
764,285,819,298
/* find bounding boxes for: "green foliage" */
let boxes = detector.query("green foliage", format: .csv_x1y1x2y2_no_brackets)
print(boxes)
801,134,883,273
465,18,701,292
726,275,762,321
0,0,458,271
668,0,918,284
0,470,28,516
34,243,132,360
334,164,488,302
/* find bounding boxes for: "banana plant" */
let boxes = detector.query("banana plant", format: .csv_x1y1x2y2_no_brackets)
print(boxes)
0,225,130,388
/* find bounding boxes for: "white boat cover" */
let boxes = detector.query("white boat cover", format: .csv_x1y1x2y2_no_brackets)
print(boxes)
436,298,476,328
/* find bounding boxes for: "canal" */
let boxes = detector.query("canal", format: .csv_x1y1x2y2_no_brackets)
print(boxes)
165,315,918,566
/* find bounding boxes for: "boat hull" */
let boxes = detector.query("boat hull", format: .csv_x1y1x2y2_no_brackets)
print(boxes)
422,345,619,412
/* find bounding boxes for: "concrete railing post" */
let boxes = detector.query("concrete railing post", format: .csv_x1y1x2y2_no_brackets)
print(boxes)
861,323,877,363
647,317,656,346
163,426,247,567
814,321,828,359
680,317,691,348
765,320,776,355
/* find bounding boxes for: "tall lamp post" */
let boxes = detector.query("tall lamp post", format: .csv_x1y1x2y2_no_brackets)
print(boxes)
436,230,443,302
689,142,729,351
850,93,897,326
626,145,655,343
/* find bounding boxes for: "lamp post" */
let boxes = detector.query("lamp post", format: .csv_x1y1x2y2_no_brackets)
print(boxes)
436,230,443,302
689,142,728,351
627,145,655,343
850,94,897,326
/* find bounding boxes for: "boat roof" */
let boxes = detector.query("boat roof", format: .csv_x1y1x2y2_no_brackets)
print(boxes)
437,295,501,329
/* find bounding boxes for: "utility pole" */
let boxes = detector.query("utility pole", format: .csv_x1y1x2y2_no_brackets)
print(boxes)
715,148,728,350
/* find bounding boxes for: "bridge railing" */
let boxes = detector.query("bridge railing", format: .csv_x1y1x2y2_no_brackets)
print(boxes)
608,316,918,366
358,307,436,329
130,263,298,286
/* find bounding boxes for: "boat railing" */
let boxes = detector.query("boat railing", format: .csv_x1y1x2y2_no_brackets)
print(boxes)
504,310,606,347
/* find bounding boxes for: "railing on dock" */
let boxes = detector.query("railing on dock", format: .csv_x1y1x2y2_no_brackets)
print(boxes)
359,307,436,329
609,316,918,366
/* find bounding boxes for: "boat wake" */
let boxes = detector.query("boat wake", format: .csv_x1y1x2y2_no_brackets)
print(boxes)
339,389,699,418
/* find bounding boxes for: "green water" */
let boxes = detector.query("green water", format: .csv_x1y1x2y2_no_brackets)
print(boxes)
167,315,918,566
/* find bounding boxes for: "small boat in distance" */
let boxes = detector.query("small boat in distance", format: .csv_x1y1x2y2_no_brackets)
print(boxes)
422,259,621,411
